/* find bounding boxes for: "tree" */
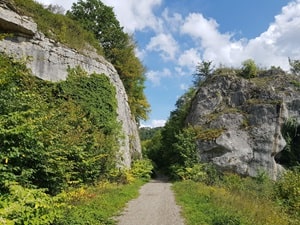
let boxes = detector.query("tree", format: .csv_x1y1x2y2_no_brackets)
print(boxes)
193,60,214,86
240,59,258,79
289,58,300,75
67,0,127,54
67,0,150,122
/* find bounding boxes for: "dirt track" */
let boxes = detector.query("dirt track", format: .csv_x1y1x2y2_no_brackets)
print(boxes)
115,178,185,225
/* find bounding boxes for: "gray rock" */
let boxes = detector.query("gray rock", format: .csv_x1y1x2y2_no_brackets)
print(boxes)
187,74,300,179
0,4,141,167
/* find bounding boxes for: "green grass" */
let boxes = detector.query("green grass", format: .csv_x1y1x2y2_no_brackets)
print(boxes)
172,179,296,225
14,0,104,56
55,180,145,225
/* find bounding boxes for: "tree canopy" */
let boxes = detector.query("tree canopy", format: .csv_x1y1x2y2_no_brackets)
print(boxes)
67,0,150,122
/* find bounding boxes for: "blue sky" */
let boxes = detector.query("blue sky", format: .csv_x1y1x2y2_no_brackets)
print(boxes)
38,0,300,127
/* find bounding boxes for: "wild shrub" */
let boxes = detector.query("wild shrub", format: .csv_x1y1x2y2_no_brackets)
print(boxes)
0,183,64,224
275,168,300,213
131,159,154,180
0,53,120,195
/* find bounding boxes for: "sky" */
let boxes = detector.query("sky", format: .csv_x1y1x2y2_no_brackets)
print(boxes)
37,0,300,127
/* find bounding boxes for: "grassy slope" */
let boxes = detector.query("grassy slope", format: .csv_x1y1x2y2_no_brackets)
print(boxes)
173,179,299,225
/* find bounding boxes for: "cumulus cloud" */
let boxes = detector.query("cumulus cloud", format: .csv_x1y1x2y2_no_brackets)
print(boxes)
102,0,162,33
178,48,201,69
162,8,183,33
179,0,300,70
146,33,179,60
245,0,300,69
146,68,172,86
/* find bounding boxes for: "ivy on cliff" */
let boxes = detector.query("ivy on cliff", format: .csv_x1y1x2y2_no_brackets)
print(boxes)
0,53,119,195
67,0,150,122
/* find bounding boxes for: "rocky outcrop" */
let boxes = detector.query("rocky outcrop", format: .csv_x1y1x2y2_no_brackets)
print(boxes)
186,72,300,179
0,3,141,167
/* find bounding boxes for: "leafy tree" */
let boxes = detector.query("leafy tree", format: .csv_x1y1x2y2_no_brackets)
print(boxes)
67,0,127,53
193,60,214,86
240,59,258,79
289,58,300,75
155,88,196,171
173,127,199,168
67,0,150,122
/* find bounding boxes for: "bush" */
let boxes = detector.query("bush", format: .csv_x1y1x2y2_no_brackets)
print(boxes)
131,159,154,180
275,168,300,212
0,183,63,224
240,59,258,79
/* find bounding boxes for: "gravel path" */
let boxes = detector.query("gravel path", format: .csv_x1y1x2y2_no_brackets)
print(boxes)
115,178,185,225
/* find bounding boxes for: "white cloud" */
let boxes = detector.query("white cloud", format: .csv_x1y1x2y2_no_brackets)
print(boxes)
146,33,179,60
102,0,162,33
175,67,187,76
162,8,183,33
140,119,166,128
178,48,201,69
146,68,171,86
244,0,300,69
180,83,189,90
37,0,74,11
179,1,300,70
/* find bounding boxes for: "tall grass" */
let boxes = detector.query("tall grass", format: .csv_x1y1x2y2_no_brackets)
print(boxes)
173,175,298,225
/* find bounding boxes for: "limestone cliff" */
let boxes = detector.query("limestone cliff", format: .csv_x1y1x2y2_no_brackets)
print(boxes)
0,2,141,167
186,70,300,179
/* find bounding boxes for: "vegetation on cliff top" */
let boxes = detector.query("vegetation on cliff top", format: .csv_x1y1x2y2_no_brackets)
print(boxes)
13,0,150,123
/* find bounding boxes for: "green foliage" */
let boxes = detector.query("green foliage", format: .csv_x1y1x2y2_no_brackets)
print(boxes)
240,59,258,79
0,183,64,224
193,60,215,86
156,88,196,171
173,127,199,167
289,58,300,75
131,159,154,180
14,0,103,55
67,0,150,122
173,178,295,225
139,127,162,141
0,53,119,195
275,168,300,213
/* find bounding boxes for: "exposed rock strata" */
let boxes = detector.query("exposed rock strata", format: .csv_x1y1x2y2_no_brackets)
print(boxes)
186,73,300,179
0,4,141,167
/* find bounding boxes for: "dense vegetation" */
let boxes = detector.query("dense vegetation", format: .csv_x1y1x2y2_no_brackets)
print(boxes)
14,0,150,123
66,0,150,122
173,171,300,225
0,53,153,224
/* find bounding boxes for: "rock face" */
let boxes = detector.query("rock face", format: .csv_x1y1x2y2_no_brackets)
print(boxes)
186,71,300,179
0,3,141,167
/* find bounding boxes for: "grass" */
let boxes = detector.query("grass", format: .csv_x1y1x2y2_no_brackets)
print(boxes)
172,178,297,225
13,0,104,56
55,180,145,225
